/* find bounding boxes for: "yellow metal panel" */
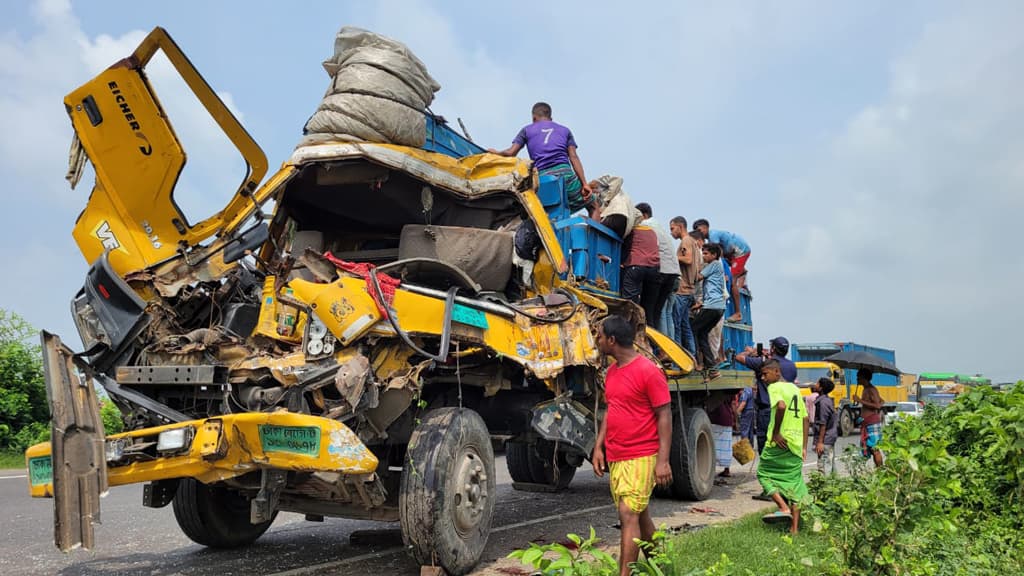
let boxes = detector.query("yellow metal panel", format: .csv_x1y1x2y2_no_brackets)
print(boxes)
385,288,597,379
25,413,377,497
66,27,269,275
645,327,696,374
519,189,568,274
253,276,307,344
876,386,909,403
287,277,382,346
130,27,267,220
223,164,298,236
314,145,533,185
67,64,187,273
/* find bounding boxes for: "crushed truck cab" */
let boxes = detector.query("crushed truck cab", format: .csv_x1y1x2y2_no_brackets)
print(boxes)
30,27,744,576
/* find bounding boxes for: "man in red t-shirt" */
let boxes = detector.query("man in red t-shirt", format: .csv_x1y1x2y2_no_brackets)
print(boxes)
592,315,673,576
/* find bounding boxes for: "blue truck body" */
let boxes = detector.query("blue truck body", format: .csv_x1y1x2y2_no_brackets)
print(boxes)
790,342,898,387
422,115,485,158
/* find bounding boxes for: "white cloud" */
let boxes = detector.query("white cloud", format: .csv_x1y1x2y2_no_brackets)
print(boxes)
764,2,1024,381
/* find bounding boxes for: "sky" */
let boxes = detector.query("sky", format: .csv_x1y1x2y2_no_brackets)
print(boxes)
0,0,1021,381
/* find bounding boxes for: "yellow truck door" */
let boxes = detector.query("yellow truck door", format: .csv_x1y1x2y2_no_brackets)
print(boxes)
66,27,268,276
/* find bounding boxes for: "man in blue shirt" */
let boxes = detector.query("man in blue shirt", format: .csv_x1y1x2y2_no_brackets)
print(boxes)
734,337,797,455
693,219,751,323
691,243,727,381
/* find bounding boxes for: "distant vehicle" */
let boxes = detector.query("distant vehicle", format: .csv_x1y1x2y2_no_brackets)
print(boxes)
916,372,989,405
885,402,923,425
791,343,912,436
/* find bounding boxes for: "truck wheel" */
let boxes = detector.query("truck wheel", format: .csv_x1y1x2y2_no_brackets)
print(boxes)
400,408,496,576
172,478,275,548
656,407,714,501
505,440,534,483
525,440,577,490
839,407,856,436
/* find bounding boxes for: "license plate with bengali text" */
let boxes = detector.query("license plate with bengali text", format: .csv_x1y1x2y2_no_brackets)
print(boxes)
258,425,321,456
28,456,53,486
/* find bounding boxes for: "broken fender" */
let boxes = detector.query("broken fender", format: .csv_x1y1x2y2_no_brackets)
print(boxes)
27,412,378,505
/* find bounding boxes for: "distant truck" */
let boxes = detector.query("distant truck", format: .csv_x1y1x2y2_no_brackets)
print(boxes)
791,342,907,436
916,373,989,406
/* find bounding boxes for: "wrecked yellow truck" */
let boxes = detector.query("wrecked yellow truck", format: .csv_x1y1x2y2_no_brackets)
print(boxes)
27,28,749,575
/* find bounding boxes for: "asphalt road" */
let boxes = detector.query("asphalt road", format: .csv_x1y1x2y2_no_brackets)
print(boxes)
1,435,859,576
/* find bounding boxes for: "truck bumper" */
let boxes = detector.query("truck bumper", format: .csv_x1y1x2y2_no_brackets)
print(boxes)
25,411,378,499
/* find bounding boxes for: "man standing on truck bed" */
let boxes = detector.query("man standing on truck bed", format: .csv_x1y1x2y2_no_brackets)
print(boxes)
636,202,681,339
490,102,594,215
693,219,751,323
853,369,885,468
670,216,700,355
735,338,797,462
592,315,673,576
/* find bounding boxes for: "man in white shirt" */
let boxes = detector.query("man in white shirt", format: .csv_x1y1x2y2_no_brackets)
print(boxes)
636,203,681,339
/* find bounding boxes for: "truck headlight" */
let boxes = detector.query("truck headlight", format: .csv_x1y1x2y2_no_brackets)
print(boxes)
105,438,130,463
72,291,108,351
157,428,191,452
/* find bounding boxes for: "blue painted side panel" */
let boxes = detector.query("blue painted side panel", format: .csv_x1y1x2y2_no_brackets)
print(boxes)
422,115,485,158
557,216,622,294
726,287,752,326
723,326,754,372
539,174,623,295
538,175,572,222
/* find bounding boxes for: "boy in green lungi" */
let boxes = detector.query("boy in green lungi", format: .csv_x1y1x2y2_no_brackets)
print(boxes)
756,359,809,534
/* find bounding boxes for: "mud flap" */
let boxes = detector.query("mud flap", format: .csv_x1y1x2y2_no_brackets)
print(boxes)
529,397,595,458
41,331,108,551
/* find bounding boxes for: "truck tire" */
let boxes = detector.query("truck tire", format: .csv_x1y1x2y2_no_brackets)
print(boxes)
839,407,856,436
172,478,275,548
525,439,577,490
507,440,577,490
657,407,715,501
505,440,534,483
400,408,496,576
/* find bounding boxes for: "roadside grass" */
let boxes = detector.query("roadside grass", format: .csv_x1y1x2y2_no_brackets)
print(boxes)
665,510,838,574
0,449,25,469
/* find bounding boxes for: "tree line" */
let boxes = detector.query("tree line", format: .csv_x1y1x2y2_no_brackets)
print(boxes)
0,309,121,455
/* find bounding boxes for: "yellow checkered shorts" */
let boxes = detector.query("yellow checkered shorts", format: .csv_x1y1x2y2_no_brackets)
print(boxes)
609,454,657,513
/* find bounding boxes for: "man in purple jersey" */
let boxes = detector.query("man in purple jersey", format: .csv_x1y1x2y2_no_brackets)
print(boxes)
490,102,594,214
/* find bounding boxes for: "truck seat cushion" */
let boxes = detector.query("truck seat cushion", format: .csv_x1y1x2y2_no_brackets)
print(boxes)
398,225,513,291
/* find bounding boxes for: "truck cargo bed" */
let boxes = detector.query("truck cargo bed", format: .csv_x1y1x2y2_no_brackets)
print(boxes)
668,369,750,393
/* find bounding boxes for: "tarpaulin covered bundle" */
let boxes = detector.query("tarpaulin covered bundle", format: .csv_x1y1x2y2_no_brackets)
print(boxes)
300,27,441,148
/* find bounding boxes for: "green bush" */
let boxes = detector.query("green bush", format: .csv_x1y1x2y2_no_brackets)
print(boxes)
809,383,1024,575
0,311,48,452
11,421,49,450
101,401,124,434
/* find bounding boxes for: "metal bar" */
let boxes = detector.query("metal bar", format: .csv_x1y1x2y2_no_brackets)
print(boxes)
41,331,107,552
96,373,190,423
116,365,224,385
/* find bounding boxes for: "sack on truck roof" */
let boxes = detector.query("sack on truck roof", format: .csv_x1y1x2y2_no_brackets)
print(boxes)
300,26,441,148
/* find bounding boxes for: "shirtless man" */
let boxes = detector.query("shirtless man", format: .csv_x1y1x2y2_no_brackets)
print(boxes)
852,369,884,468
